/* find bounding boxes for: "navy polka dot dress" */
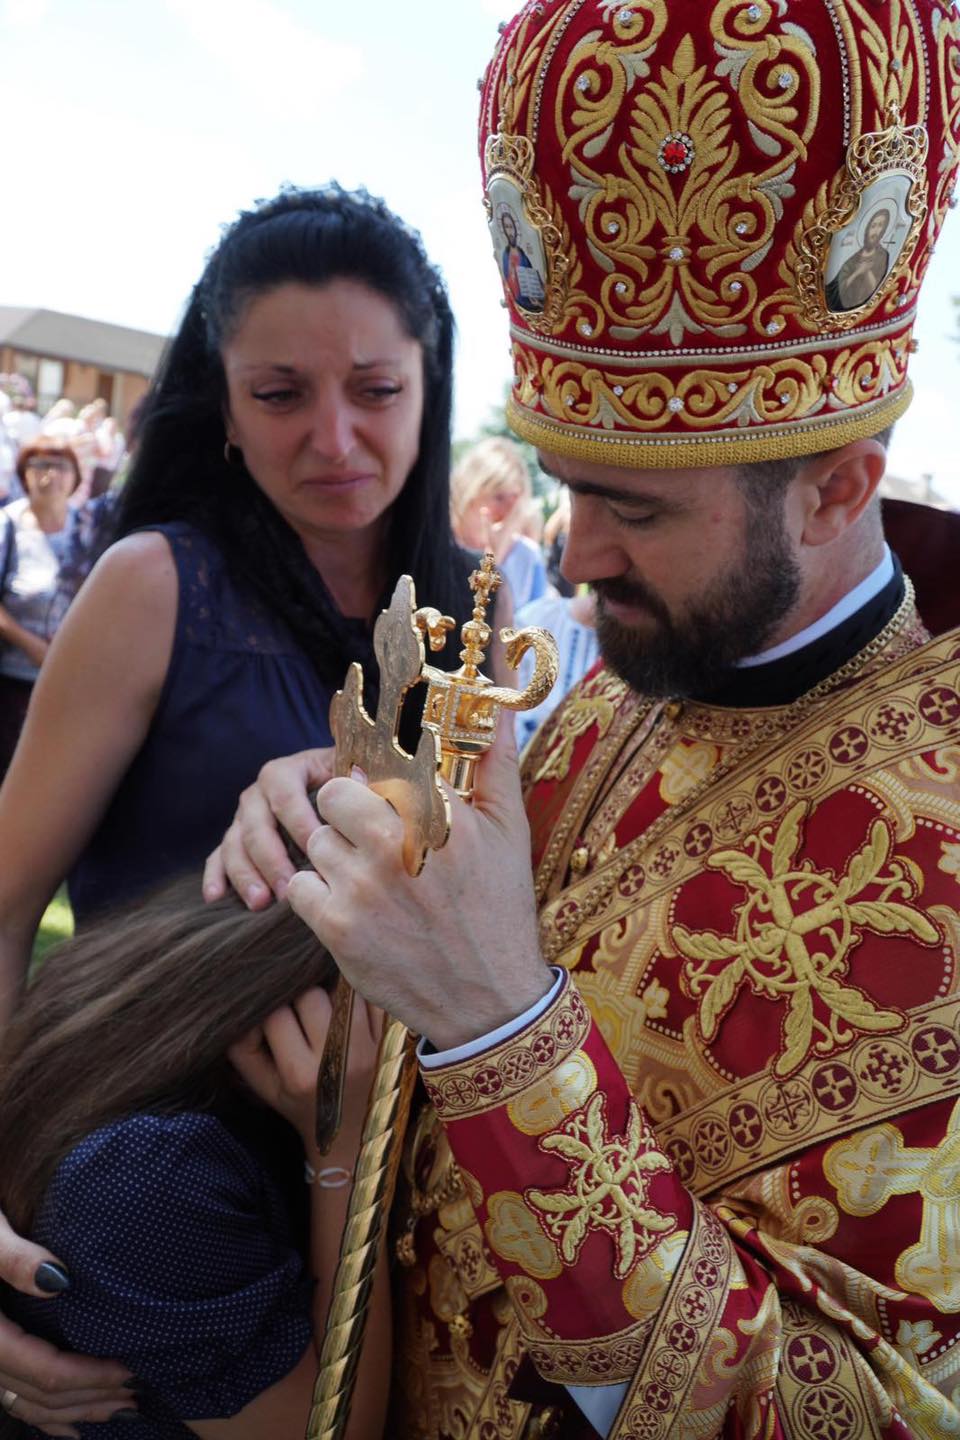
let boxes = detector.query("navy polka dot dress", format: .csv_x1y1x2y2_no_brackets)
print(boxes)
5,1111,314,1436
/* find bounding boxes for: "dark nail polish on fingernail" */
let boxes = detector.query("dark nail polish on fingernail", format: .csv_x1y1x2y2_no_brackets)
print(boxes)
35,1260,70,1293
123,1378,145,1392
112,1410,142,1421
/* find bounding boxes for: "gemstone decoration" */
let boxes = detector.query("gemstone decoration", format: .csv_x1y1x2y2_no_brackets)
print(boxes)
746,3,761,17
727,383,739,394
777,71,792,88
606,219,620,233
613,385,625,396
668,246,685,261
735,221,748,235
617,6,633,21
577,75,591,92
615,281,627,294
657,132,695,173
730,281,743,293
668,397,684,413
766,321,781,335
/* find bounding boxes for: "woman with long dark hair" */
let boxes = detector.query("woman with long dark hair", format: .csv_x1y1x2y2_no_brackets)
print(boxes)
0,879,383,1437
0,183,485,1011
0,184,492,1429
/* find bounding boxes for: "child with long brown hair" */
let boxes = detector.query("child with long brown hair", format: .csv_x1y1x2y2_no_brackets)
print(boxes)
0,879,385,1439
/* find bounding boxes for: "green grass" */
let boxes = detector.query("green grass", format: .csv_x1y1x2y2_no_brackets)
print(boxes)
32,888,74,967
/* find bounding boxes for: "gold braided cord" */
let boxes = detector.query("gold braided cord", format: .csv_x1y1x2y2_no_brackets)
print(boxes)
505,384,913,469
307,1016,418,1440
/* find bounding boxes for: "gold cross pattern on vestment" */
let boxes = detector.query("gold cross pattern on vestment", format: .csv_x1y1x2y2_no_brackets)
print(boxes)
824,1099,960,1313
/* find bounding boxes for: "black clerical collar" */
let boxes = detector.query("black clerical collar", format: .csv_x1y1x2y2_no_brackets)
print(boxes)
696,557,907,709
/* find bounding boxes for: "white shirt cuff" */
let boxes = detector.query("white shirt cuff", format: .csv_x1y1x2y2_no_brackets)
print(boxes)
417,968,565,1069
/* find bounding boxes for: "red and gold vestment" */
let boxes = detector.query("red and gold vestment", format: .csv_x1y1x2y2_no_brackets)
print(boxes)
392,592,960,1439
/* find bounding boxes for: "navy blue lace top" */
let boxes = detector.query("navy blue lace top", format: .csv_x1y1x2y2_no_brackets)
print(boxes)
68,523,355,923
4,1110,313,1437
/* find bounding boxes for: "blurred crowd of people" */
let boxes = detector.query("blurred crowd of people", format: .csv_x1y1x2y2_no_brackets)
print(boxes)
450,433,598,748
0,380,129,505
0,379,133,775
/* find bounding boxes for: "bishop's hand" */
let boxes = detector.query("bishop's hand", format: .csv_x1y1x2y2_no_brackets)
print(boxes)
286,713,553,1052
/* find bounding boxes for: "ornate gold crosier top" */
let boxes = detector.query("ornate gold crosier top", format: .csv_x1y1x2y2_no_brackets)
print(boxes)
329,555,559,875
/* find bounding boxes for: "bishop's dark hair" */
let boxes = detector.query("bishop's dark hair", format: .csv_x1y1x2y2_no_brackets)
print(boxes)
112,184,474,690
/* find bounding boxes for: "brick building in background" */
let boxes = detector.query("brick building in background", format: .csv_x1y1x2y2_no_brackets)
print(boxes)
0,307,166,424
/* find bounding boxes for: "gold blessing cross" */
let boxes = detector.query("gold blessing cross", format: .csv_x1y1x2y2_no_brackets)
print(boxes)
314,553,558,1151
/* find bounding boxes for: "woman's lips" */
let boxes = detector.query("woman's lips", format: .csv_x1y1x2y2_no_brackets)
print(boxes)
299,472,375,489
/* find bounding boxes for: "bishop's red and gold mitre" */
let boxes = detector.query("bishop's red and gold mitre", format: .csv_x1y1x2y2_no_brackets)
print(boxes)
478,0,960,467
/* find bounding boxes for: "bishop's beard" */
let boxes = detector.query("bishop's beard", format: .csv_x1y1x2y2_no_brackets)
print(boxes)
594,501,802,700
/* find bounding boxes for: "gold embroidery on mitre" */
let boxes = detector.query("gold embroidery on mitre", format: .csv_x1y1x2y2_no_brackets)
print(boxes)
554,19,819,346
477,0,959,474
674,800,936,1077
927,5,960,272
526,1092,676,1280
795,103,929,332
824,1100,960,1314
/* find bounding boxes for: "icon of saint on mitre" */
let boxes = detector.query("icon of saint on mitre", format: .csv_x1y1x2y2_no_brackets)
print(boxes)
488,176,548,314
822,172,914,314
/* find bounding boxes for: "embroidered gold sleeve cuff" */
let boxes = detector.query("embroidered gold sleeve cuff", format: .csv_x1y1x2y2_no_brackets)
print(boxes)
420,971,694,1385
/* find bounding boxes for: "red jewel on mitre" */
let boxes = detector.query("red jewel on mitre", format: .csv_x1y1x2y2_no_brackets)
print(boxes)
658,133,695,173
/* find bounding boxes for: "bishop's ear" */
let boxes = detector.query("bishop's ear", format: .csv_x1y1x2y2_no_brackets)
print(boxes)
797,438,887,548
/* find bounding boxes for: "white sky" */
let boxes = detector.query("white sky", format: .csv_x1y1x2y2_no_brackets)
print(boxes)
3,0,958,502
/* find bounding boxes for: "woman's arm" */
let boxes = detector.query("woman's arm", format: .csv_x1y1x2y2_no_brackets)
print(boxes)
0,531,177,1025
0,605,49,669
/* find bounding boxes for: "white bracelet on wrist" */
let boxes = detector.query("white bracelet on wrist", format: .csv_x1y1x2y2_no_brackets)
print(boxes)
304,1161,353,1188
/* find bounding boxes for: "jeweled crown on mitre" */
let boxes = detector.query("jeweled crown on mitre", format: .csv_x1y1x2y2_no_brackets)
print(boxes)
478,0,960,468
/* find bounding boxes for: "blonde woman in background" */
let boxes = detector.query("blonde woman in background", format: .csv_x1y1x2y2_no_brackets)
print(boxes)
450,436,549,610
